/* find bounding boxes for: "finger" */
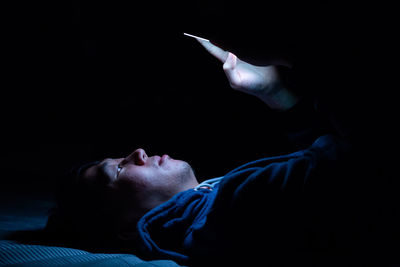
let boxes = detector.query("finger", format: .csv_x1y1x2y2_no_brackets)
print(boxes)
223,53,241,89
197,39,229,63
223,52,237,70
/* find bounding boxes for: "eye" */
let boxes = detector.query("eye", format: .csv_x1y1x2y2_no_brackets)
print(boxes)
116,164,123,178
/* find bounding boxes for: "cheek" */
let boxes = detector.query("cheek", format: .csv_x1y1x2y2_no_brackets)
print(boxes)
115,170,149,193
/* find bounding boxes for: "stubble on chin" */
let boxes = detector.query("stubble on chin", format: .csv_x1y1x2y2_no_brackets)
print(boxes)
178,162,198,187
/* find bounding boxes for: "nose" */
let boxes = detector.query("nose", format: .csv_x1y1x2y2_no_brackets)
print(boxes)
124,148,148,166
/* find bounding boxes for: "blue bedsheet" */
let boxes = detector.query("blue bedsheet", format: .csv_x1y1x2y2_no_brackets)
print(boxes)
0,185,185,266
0,240,183,266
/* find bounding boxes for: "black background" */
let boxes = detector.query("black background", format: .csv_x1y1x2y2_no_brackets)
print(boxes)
1,1,397,192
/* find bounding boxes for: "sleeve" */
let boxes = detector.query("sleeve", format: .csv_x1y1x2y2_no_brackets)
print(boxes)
220,134,351,205
199,134,353,262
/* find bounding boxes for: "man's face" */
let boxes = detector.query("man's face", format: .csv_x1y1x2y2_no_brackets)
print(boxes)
81,148,198,220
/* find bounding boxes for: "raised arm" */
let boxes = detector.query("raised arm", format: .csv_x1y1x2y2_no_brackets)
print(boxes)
196,39,299,111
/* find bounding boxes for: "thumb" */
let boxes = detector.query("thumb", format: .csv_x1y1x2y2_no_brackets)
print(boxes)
223,52,241,89
223,52,237,70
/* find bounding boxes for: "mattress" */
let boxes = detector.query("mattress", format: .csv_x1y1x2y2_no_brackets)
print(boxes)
0,183,184,266
0,240,183,266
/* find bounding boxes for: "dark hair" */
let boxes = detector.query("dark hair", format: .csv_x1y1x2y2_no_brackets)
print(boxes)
45,161,127,252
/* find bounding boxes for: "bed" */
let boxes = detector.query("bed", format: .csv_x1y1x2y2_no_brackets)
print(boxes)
0,183,184,266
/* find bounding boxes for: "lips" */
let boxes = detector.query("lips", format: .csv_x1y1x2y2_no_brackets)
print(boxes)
159,154,169,165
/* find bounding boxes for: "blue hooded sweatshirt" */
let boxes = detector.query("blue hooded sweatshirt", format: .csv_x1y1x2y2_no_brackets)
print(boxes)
136,99,355,266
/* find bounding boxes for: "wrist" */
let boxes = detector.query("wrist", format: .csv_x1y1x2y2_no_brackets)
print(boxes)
258,85,300,111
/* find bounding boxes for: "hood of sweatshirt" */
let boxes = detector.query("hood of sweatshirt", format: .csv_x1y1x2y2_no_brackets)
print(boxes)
137,185,219,262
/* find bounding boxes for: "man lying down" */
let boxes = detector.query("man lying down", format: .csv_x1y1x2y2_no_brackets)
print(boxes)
46,37,360,266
